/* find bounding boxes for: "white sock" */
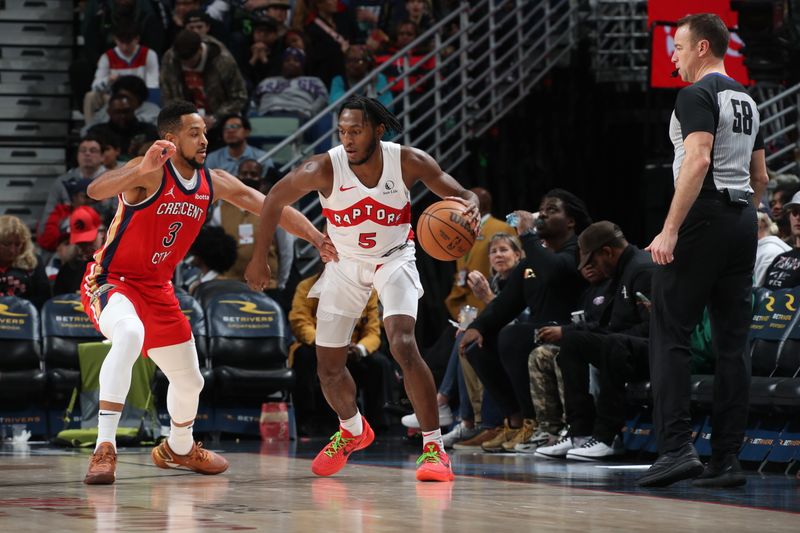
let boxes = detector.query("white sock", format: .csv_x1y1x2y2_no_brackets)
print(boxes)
168,421,194,455
422,428,444,451
339,411,363,436
96,410,121,452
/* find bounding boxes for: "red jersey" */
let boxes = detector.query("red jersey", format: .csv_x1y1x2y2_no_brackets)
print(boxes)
84,161,214,292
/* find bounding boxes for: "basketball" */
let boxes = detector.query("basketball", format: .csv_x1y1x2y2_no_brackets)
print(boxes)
416,199,475,261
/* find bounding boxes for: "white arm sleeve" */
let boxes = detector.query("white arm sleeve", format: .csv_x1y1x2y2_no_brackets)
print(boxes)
145,49,160,89
91,54,111,92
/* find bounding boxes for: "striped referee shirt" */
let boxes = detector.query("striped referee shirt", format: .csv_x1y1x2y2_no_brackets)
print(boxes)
669,73,763,193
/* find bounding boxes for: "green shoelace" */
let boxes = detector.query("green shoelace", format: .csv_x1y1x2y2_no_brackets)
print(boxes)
416,444,443,465
324,431,354,458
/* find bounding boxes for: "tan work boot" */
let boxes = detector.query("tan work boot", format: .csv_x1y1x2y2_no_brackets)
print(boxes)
452,427,502,450
84,442,117,485
151,441,229,475
481,421,520,453
502,419,537,452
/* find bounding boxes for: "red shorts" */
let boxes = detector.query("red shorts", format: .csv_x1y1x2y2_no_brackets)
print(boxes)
81,272,192,354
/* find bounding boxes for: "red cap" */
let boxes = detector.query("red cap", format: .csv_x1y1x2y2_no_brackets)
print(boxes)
69,206,102,244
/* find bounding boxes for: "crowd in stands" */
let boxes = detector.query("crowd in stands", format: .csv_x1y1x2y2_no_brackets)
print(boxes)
3,0,798,451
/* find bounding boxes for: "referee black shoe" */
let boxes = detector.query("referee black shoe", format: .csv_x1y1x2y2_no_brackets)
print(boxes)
638,442,704,488
692,454,746,488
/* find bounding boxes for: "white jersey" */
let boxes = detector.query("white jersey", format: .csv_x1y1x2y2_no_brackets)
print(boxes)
322,141,413,264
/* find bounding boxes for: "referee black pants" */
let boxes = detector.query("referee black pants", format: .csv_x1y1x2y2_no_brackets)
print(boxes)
650,198,756,456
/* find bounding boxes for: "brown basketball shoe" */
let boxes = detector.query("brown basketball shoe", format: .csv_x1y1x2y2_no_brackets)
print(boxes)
151,440,229,475
84,442,117,485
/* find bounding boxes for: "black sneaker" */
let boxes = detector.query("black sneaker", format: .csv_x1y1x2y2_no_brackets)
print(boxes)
638,442,704,488
692,454,746,488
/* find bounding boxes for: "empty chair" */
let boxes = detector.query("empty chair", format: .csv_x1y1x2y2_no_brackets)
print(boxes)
206,291,294,404
41,294,103,402
0,296,45,406
192,279,251,311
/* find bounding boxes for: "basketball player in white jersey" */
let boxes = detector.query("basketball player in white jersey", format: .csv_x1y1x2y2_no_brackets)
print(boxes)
245,96,479,482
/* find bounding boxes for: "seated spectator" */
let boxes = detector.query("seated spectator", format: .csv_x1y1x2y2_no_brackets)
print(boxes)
764,191,800,289
436,232,523,449
82,76,161,135
254,47,329,120
755,210,791,287
535,221,654,461
98,131,123,172
329,45,393,108
53,207,106,295
167,0,228,45
514,263,611,454
205,115,274,176
160,30,248,131
768,175,800,240
244,17,285,86
184,226,238,294
87,94,159,160
459,189,591,453
83,21,159,124
284,29,309,51
444,188,513,321
304,0,358,87
183,9,233,55
38,178,97,253
208,159,294,297
375,20,435,107
391,0,434,39
81,0,165,64
289,270,394,435
38,136,106,239
0,215,52,309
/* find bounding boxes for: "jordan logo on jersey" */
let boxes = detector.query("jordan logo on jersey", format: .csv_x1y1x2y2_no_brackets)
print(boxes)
165,185,176,198
323,197,410,227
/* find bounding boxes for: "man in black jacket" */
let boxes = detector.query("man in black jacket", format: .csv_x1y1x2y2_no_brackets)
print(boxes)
458,189,591,452
536,221,655,460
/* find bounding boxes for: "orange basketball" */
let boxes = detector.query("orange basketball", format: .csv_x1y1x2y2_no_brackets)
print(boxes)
416,199,475,261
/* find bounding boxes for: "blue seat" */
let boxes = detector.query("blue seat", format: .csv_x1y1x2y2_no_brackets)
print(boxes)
0,296,45,406
41,294,103,401
206,291,294,403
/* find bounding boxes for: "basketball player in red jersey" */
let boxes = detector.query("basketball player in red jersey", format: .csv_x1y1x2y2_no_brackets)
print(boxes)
245,96,479,482
81,101,336,485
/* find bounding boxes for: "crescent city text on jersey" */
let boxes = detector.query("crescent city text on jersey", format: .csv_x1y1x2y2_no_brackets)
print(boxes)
155,201,205,220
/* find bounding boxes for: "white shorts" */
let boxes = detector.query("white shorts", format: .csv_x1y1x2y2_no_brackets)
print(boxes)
309,244,424,328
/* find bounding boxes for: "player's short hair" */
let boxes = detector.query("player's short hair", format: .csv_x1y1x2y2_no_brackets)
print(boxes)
676,13,730,59
338,95,403,135
157,101,199,137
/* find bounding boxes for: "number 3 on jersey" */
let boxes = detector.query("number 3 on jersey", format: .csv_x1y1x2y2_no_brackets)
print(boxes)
358,232,377,248
162,222,183,247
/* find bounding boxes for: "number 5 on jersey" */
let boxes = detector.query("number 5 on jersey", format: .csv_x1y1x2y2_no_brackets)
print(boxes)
358,232,377,248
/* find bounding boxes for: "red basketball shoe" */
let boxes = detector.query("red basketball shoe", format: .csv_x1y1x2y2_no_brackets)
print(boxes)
416,442,455,482
311,417,374,476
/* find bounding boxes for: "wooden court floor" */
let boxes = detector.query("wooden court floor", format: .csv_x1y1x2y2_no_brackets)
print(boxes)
0,439,797,532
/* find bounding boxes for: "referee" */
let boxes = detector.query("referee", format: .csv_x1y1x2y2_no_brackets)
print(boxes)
638,13,768,488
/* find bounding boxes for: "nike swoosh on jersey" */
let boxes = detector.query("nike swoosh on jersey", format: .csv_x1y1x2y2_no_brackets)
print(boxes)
339,185,357,192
